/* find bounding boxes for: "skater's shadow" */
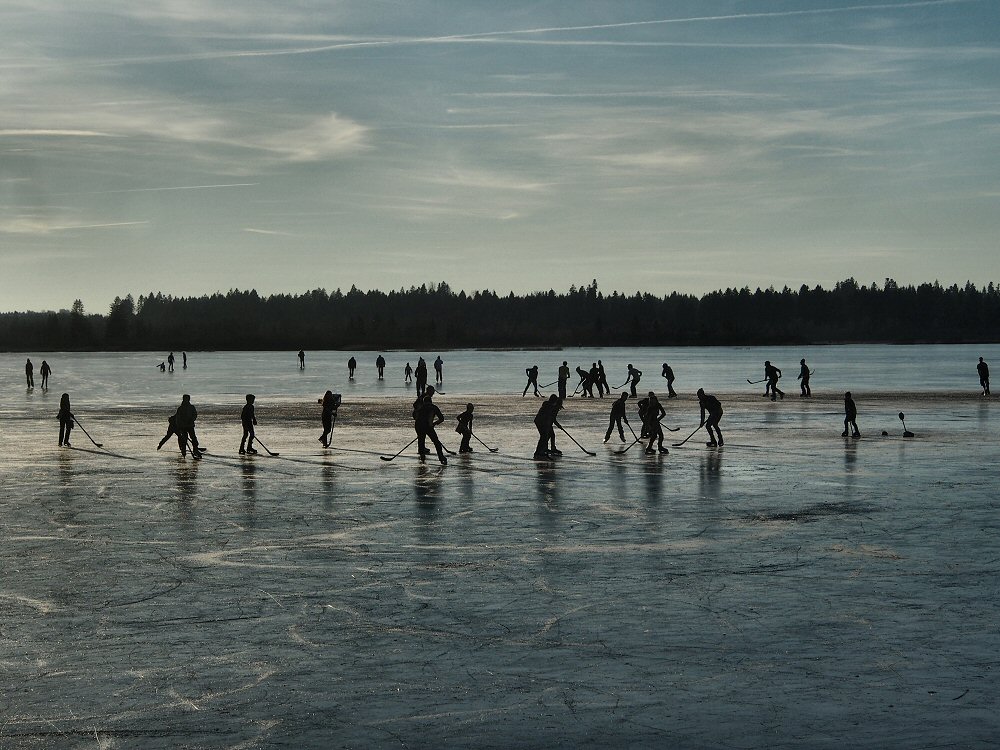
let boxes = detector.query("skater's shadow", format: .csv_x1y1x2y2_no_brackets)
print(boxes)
241,457,257,528
412,463,443,511
698,450,723,502
174,457,200,528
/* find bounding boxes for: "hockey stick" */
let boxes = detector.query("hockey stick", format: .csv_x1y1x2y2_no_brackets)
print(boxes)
71,415,103,448
555,424,596,456
672,424,702,447
254,437,280,457
381,436,418,461
472,432,499,452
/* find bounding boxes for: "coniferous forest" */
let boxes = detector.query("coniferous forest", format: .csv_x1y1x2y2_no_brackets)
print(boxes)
1,278,998,351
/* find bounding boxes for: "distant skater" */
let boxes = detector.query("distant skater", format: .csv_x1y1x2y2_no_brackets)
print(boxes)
797,359,811,397
414,387,447,464
697,389,724,447
604,392,630,443
348,356,357,379
626,364,642,398
558,361,571,401
415,358,428,397
590,363,604,398
455,403,474,453
376,354,386,380
174,394,202,458
842,392,860,438
239,394,257,454
40,360,51,389
182,352,187,369
404,362,413,384
575,366,594,398
597,360,610,396
298,350,305,369
523,365,540,397
318,390,340,448
661,363,677,398
434,356,444,383
158,362,166,372
764,360,783,401
57,393,74,447
25,358,34,388
643,392,668,454
978,357,990,395
167,352,175,372
533,395,563,459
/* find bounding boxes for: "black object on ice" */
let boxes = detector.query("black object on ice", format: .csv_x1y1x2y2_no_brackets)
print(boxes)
899,412,915,438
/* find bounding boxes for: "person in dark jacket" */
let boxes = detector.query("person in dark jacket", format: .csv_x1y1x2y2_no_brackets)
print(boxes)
455,403,474,453
842,392,860,438
661,362,677,398
977,357,990,396
57,393,74,447
698,388,724,447
533,395,563,459
414,387,447,464
239,394,257,454
174,394,202,458
348,357,357,379
319,391,340,448
523,365,540,397
604,392,630,443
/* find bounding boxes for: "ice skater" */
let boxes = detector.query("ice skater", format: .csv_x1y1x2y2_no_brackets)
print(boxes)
604,392,630,443
643,392,668,454
182,352,187,369
318,390,340,448
40,360,51,389
797,359,811,397
415,358,428,397
404,362,413,384
661,362,677,398
174,394,202,458
626,364,642,398
590,363,604,398
25,358,34,388
523,365,540,397
978,357,990,395
533,395,563,459
597,360,610,396
455,403,474,453
158,361,166,372
376,354,386,380
167,352,175,372
298,350,305,369
575,366,595,398
156,415,182,451
57,393,74,447
239,394,257,454
842,392,860,438
697,389,724,447
434,355,444,383
558,361,571,400
764,360,783,401
348,356,357,379
414,386,447,464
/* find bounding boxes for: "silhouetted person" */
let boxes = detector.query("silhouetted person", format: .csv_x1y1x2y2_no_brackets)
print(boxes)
978,357,990,396
158,361,166,372
626,364,642,398
764,360,783,401
40,360,51,389
661,363,677,398
590,363,604,398
376,354,386,380
167,352,175,372
348,357,357,379
318,390,340,448
182,352,187,369
414,387,447,464
604,392,630,443
404,362,413,384
797,358,811,397
174,394,202,458
636,394,650,438
415,358,428,397
575,366,594,398
523,365,540,397
455,403,474,453
558,361,570,400
238,394,257,454
57,393,74,447
298,350,305,369
533,395,563,459
643,392,668,454
698,388,724,447
25,358,34,388
842,392,860,438
434,356,444,383
597,360,610,395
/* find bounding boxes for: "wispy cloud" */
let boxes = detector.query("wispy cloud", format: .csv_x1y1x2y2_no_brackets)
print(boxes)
243,227,297,237
0,217,148,235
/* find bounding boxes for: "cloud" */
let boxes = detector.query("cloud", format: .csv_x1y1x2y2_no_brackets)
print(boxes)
0,216,148,235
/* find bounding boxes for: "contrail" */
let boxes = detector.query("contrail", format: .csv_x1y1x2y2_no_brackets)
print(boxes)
52,183,259,196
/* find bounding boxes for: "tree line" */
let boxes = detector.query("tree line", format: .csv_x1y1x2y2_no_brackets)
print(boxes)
2,278,998,351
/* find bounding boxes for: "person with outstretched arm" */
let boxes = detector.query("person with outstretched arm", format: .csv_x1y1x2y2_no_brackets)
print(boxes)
455,403,474,453
661,362,677,398
533,395,563,459
25,358,34,388
174,394,203,458
698,388,724,447
842,392,860,438
57,393,74,447
348,357,357,379
797,358,811,397
434,356,444,383
404,362,413,384
414,386,447,464
626,364,642,398
523,365,540,397
239,394,257,454
557,361,571,401
643,392,668,454
376,354,386,380
604,392,630,443
157,414,182,452
978,357,990,396
40,360,51,389
764,360,784,401
318,390,340,448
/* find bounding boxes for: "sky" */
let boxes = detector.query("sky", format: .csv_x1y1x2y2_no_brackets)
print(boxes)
2,0,999,314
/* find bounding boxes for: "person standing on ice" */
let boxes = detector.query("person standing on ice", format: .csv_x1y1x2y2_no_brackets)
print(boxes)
697,388,724,447
239,394,257,455
348,356,357,379
182,352,187,369
167,352,175,372
174,394,203,458
533,395,563,459
643,392,668,454
57,393,74,447
414,386,447,464
597,360,610,395
298,350,305,369
557,361,571,400
661,362,677,398
523,365,540,397
589,363,604,397
455,403,474,453
842,392,860,438
404,362,413,384
415,357,428,397
25,358,34,388
604,392,630,443
978,357,990,396
318,390,340,448
764,360,784,401
797,358,811,397
434,356,444,383
626,364,642,398
40,360,52,389
375,354,386,380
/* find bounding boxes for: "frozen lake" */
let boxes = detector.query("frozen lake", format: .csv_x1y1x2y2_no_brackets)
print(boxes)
1,346,998,747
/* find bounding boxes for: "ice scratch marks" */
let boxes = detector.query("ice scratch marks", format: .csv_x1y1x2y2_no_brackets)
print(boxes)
0,592,60,613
